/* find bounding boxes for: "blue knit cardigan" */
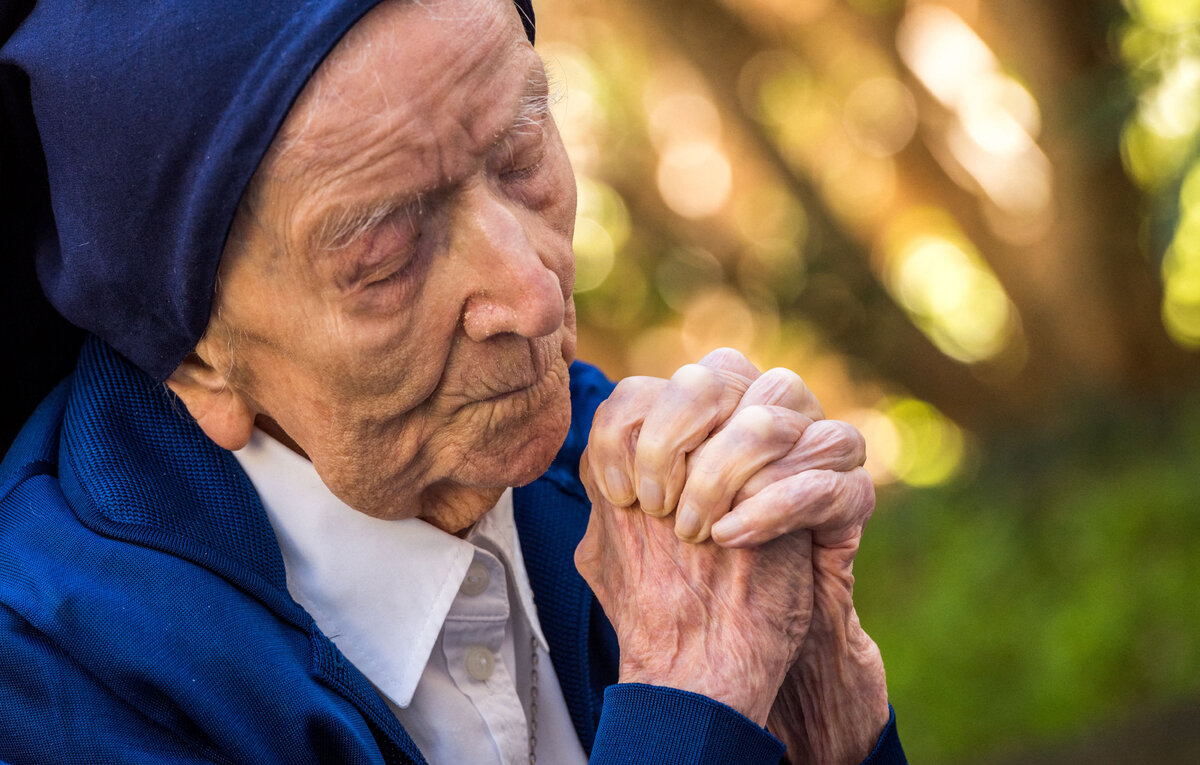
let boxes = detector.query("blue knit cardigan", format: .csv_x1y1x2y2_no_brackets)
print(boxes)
0,337,904,763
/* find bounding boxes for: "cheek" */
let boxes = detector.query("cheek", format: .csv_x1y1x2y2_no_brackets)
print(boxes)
546,160,578,240
323,284,460,392
533,166,579,293
236,312,449,456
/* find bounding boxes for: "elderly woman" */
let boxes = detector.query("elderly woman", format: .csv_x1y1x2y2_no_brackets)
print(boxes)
0,0,903,762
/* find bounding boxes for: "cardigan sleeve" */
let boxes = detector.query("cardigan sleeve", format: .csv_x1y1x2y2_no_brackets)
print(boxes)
589,684,907,765
862,706,907,764
589,684,785,764
0,603,235,764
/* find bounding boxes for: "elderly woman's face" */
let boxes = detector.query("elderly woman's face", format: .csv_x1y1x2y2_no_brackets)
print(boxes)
202,0,577,530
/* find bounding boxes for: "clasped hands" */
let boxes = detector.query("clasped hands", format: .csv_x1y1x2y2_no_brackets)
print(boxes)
574,349,889,764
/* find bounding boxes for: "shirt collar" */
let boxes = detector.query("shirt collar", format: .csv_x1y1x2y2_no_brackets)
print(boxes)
467,485,550,654
233,429,547,709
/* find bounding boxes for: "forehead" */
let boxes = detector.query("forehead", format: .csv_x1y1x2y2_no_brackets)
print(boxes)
266,0,535,189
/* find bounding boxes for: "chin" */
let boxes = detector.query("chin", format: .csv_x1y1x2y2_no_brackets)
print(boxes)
413,386,572,532
470,373,573,488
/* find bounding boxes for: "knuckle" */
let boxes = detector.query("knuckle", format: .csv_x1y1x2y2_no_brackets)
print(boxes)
829,419,864,454
634,429,670,467
586,419,621,453
669,363,716,392
762,366,805,388
731,404,778,440
806,420,860,462
610,374,654,397
745,367,825,418
850,467,876,519
813,469,843,500
827,418,865,446
759,367,807,401
766,367,823,416
597,376,659,418
590,397,618,431
698,347,757,375
574,538,596,576
702,346,748,363
700,350,744,369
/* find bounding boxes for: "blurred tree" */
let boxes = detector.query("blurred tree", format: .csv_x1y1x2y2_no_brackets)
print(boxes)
539,2,1200,760
544,0,1200,438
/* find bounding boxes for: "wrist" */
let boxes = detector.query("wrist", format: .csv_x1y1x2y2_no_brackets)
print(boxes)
793,610,890,765
619,652,787,725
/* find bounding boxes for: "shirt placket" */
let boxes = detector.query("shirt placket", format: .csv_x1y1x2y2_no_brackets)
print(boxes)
442,548,529,765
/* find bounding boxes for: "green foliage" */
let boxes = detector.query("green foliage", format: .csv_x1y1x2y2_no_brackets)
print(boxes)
855,398,1200,762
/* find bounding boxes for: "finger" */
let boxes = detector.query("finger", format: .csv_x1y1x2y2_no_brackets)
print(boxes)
587,351,756,510
710,467,875,548
579,448,604,507
731,419,867,505
730,367,824,422
584,376,667,506
673,405,813,542
580,448,593,500
696,347,762,383
633,363,752,515
573,500,605,586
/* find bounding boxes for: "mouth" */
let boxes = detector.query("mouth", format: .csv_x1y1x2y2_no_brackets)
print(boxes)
476,351,564,409
458,335,562,403
479,380,537,403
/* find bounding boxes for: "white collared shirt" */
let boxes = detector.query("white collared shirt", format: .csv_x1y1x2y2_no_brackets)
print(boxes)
234,430,587,765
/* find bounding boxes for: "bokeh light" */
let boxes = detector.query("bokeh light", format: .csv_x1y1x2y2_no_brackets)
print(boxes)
655,246,724,313
647,91,722,152
680,288,759,359
847,397,966,487
1120,0,1200,346
842,77,919,157
655,141,733,219
530,0,1200,761
897,4,995,109
899,4,1053,225
542,43,607,172
733,0,832,26
573,176,630,292
881,397,967,487
881,212,1018,364
1162,161,1200,346
1124,0,1200,31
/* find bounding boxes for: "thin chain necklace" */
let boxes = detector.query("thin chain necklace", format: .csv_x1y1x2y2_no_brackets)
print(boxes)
528,635,539,764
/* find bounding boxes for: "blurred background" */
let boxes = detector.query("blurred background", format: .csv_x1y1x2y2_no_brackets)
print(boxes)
537,0,1200,761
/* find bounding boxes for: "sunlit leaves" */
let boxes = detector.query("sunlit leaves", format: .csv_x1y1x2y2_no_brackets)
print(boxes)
538,0,1035,488
1119,0,1200,350
573,176,629,292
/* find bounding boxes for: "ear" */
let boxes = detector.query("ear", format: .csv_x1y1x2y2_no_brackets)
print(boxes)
166,353,258,451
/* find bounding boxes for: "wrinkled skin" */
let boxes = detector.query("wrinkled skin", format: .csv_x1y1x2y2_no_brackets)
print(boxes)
168,0,577,532
575,490,815,726
166,0,890,760
581,348,889,763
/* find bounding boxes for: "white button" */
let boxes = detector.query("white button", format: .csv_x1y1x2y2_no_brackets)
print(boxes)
460,561,491,596
465,645,495,681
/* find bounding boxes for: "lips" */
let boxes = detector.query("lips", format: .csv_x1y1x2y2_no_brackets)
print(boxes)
454,335,562,403
479,378,536,402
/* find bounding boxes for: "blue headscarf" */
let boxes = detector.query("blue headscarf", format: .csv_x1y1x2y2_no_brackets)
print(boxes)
0,0,537,382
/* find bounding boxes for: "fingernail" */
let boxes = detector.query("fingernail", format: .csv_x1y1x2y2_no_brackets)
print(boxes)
639,477,664,513
604,466,633,504
710,514,743,544
675,504,703,540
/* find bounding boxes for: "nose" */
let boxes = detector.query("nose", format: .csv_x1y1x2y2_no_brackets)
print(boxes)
457,185,567,342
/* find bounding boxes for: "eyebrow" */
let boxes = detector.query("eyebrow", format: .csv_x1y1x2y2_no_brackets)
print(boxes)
513,62,554,135
305,59,555,257
308,195,414,254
